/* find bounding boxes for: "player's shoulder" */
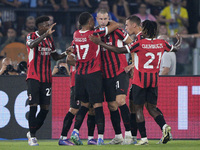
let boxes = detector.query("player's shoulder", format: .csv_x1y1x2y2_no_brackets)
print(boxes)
27,31,36,40
114,28,126,33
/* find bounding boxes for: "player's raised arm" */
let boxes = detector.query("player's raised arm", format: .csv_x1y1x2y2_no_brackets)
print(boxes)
172,33,182,51
89,34,128,54
27,23,56,49
106,20,119,34
51,45,74,61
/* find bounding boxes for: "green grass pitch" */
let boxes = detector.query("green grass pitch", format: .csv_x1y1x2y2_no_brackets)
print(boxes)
0,140,200,150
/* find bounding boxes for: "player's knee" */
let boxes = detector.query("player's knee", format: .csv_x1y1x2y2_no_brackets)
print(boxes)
69,108,79,115
116,95,126,106
93,103,102,108
88,108,95,115
40,105,49,110
108,101,118,111
146,103,157,116
30,103,38,107
81,102,90,108
129,101,136,113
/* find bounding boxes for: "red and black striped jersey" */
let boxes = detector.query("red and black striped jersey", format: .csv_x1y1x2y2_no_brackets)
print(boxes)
126,38,173,88
26,31,56,83
135,31,144,41
128,31,144,64
70,66,76,87
73,27,107,75
101,28,129,78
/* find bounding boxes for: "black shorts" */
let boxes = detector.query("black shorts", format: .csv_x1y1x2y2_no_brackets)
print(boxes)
131,84,158,105
70,86,81,109
27,79,52,105
75,71,104,104
103,71,129,102
129,84,133,101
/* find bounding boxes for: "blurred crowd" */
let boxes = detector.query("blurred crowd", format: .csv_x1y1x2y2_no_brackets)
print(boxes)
0,0,200,76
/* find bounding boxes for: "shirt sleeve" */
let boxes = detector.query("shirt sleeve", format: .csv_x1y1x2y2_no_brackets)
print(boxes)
161,52,171,68
164,40,173,52
115,28,129,42
50,37,56,53
94,27,108,37
125,41,140,53
160,7,167,17
181,8,188,19
26,33,33,46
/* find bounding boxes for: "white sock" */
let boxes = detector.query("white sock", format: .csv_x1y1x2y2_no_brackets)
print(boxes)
162,124,167,131
73,129,79,133
141,137,148,141
88,136,94,140
60,136,67,140
98,134,103,139
125,131,132,137
115,134,123,139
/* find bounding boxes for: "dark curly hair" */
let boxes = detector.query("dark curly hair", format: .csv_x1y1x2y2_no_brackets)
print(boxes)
35,16,49,28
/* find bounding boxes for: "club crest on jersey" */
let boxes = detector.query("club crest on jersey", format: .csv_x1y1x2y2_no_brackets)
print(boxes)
27,35,31,40
28,94,32,101
99,27,105,31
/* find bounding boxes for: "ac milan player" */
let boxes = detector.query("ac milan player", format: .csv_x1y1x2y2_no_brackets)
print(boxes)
123,15,143,144
96,9,133,145
124,16,171,144
67,12,119,145
26,16,69,146
89,20,182,145
58,50,97,146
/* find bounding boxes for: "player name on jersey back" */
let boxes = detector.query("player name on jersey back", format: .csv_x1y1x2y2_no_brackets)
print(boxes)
142,44,163,49
74,38,87,42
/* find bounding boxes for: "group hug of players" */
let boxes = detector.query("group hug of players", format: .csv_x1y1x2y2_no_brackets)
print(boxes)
26,9,181,146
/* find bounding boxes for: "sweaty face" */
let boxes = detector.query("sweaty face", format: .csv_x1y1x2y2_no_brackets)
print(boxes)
125,20,134,35
39,21,50,33
96,13,109,27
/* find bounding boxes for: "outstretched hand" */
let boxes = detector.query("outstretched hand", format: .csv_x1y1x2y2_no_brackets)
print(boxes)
65,46,74,55
46,23,56,35
175,33,182,49
89,34,102,45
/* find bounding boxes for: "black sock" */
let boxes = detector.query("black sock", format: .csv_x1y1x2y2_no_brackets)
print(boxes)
74,106,89,130
61,112,75,136
35,109,49,131
156,107,163,116
130,113,137,136
119,104,131,131
155,115,166,131
28,106,37,137
137,121,147,138
94,107,105,134
87,115,96,136
110,110,121,135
